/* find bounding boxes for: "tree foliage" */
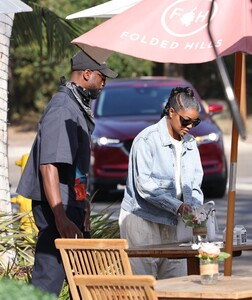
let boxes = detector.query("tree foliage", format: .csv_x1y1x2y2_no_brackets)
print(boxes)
8,0,153,124
11,1,83,60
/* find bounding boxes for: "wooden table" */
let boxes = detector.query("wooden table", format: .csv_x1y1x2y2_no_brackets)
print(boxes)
155,275,252,300
126,242,252,275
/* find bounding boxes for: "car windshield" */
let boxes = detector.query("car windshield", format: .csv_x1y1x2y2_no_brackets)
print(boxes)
95,86,203,117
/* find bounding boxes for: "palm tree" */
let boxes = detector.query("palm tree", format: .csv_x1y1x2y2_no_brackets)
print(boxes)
12,0,84,61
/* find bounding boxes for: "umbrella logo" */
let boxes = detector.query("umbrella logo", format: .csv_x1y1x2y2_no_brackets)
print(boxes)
161,0,218,37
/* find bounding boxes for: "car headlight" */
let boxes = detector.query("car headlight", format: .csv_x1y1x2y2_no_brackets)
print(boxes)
195,133,220,144
94,137,122,147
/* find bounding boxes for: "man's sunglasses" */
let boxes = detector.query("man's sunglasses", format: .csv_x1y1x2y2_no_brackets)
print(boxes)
96,72,106,82
177,113,201,128
90,70,106,82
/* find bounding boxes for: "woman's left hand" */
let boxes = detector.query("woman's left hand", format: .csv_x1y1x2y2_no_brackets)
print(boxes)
178,203,192,215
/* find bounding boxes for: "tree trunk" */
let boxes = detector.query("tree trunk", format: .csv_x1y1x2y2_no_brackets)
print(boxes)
152,63,184,77
163,63,184,77
0,13,14,213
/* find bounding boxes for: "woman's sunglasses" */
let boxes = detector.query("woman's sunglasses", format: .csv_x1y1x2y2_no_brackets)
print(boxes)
177,113,201,128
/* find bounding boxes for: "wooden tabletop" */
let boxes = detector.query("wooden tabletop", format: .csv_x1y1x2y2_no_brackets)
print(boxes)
155,275,252,300
126,242,252,275
126,242,252,259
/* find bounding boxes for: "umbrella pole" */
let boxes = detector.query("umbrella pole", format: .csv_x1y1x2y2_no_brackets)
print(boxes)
224,52,246,276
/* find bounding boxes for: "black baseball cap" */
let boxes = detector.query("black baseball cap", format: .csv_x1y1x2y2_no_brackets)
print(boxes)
71,51,118,79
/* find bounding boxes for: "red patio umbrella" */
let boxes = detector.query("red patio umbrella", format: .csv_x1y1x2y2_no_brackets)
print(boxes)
71,0,252,64
70,0,251,275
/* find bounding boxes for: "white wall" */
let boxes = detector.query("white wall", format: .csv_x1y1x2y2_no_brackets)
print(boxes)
0,13,14,212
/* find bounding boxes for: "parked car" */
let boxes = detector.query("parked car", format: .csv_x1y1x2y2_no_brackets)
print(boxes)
90,77,227,199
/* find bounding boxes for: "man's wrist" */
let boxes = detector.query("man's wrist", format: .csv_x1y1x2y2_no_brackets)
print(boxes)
51,202,66,219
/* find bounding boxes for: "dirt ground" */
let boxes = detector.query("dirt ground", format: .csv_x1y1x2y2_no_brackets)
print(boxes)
8,126,36,147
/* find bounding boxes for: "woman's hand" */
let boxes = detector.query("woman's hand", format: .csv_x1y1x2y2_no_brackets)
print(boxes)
178,203,192,215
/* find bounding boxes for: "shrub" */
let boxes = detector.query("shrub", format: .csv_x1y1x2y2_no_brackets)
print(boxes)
0,278,57,299
0,202,120,299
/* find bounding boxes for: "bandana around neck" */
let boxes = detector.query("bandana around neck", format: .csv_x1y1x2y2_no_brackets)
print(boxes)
65,81,95,133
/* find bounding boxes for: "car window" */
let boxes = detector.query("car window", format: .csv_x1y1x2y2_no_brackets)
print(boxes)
96,87,173,117
95,86,203,117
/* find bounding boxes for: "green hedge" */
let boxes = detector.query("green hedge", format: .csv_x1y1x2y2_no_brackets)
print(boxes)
0,278,57,300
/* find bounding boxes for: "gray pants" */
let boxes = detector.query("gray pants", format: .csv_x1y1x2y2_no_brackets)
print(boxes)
119,208,187,279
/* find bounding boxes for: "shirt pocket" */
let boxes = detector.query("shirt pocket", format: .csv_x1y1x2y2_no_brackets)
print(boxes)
152,176,175,190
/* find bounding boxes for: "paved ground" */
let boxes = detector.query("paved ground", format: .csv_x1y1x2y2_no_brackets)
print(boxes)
8,126,36,195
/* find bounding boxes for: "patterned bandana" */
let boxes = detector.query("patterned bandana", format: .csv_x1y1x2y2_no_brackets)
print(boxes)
65,81,95,134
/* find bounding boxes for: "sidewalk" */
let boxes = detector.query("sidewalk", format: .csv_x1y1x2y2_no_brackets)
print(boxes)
8,127,36,195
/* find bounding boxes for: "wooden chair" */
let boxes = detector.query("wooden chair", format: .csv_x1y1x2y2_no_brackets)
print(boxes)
55,238,132,300
74,275,158,300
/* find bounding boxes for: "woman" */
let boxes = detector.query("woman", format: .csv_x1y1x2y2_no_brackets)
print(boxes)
119,86,204,279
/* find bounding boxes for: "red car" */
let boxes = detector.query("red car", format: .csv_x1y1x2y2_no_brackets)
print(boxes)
90,77,227,199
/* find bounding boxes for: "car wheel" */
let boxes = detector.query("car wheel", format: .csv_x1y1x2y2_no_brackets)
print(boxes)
203,159,228,199
203,176,227,199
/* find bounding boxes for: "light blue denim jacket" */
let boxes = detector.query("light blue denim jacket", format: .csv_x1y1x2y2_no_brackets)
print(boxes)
121,116,204,226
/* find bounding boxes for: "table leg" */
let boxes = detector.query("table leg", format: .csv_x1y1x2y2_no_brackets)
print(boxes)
187,257,199,275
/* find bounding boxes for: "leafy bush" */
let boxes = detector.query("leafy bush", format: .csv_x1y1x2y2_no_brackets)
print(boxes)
0,212,35,280
0,278,57,300
91,207,120,239
0,202,120,299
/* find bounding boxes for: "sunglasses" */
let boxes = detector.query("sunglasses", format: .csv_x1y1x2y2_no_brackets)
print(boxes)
177,113,201,128
92,70,106,82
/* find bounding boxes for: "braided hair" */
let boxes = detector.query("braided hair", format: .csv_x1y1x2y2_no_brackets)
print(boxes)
161,87,200,118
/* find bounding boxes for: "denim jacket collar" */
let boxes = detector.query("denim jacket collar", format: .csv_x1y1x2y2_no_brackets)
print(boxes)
158,117,194,150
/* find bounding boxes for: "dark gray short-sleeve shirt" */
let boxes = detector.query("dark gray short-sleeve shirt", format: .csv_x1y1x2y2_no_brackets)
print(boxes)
16,86,91,208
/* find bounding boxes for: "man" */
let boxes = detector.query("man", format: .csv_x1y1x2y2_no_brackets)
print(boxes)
16,50,117,296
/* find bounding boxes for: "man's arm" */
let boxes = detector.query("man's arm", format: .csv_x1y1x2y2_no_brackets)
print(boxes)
40,163,83,238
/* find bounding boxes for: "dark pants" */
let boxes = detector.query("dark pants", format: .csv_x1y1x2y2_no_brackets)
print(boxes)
31,200,89,297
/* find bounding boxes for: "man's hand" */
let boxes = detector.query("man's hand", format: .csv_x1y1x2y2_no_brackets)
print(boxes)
83,200,91,232
55,213,83,238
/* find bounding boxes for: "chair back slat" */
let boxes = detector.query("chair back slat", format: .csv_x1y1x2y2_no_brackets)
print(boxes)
96,250,107,274
74,275,158,300
110,251,121,274
55,239,133,300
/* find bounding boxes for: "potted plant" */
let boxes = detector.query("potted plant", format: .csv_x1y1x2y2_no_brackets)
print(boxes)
196,242,230,285
182,206,210,243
